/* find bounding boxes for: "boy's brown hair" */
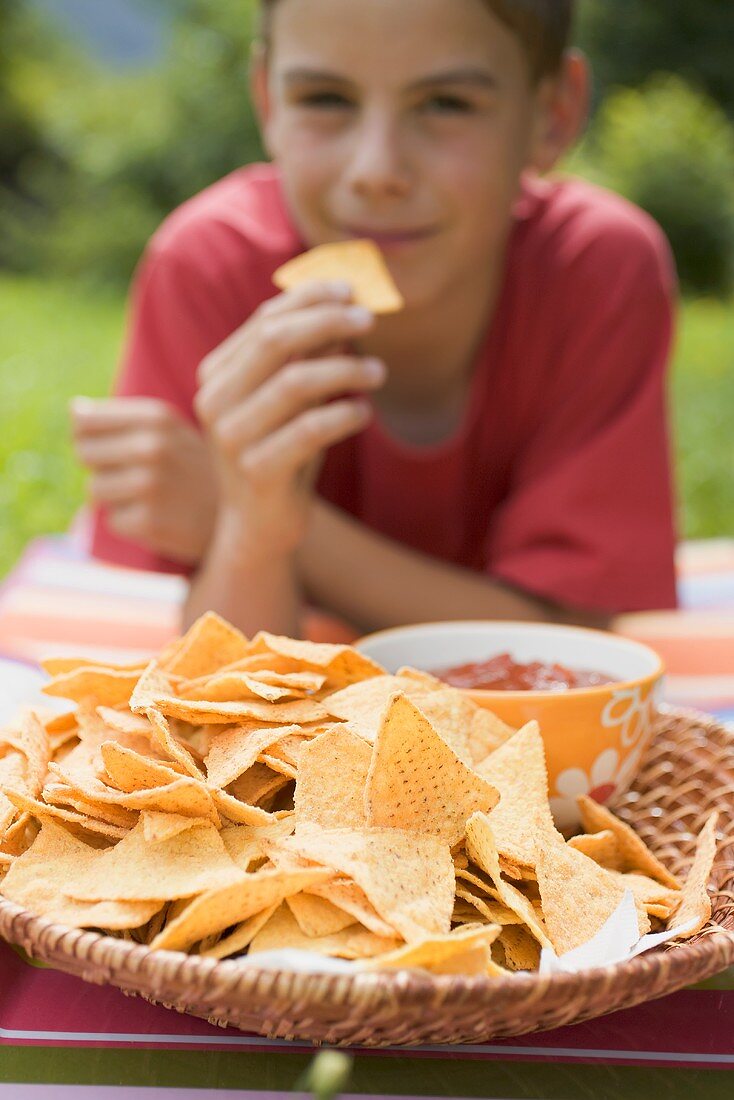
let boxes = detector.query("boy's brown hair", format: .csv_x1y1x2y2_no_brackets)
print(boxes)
257,0,575,82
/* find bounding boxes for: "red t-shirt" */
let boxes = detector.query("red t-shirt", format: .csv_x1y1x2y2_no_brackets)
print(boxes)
92,162,679,613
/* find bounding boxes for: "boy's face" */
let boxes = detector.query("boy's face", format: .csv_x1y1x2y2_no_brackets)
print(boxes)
254,0,560,310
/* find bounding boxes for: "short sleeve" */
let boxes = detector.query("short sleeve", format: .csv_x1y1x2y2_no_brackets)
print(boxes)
484,224,679,614
90,241,240,575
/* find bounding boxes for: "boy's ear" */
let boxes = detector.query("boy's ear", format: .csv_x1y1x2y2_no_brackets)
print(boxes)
249,39,275,156
529,50,590,174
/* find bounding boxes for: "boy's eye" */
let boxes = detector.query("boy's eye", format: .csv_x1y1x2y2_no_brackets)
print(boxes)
299,91,352,109
423,94,475,114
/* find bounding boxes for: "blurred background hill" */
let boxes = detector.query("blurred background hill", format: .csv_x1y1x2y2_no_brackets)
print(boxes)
1,0,732,572
29,0,173,66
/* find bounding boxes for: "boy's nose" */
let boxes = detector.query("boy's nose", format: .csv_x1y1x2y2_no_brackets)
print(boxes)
343,112,412,201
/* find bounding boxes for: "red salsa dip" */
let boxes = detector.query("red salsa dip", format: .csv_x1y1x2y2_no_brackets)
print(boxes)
431,652,614,692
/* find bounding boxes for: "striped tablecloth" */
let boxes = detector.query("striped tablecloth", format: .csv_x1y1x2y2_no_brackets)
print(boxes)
1,535,733,1099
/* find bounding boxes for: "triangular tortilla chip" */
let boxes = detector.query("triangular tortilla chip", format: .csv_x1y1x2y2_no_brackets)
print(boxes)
43,783,138,830
49,773,220,824
204,725,301,789
475,721,556,868
321,675,438,741
229,763,290,806
364,694,498,846
199,903,279,959
0,812,36,857
152,694,330,727
395,666,443,687
465,813,552,949
295,726,371,831
250,902,400,958
64,818,243,902
610,871,681,914
568,829,623,869
408,688,510,765
41,657,145,677
273,239,404,314
306,878,397,939
577,795,681,889
143,707,204,778
248,670,326,692
535,834,650,955
44,709,78,735
220,818,295,872
101,741,187,792
0,820,162,929
497,925,542,971
276,823,455,942
13,711,50,796
672,812,718,939
149,865,332,952
141,811,203,844
252,632,384,686
186,667,325,702
42,668,140,708
1,710,50,836
0,752,27,835
209,787,290,827
360,923,501,975
286,892,357,937
161,612,250,679
2,788,129,840
258,753,296,779
95,707,156,738
454,885,523,926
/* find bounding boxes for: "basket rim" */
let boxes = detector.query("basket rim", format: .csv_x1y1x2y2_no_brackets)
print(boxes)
1,705,733,1024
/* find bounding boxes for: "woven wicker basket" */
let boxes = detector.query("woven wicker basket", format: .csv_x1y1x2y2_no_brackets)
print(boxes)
1,705,732,1047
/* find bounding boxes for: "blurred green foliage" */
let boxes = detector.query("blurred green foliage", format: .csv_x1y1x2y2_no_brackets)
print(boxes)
0,0,40,183
1,0,263,282
569,77,734,295
2,0,734,293
578,0,734,117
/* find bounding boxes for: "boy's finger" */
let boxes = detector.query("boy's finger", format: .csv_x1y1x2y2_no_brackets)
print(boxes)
197,281,354,386
74,433,131,470
196,303,375,424
257,280,353,319
70,396,176,434
75,428,179,471
212,355,385,455
89,466,156,505
239,399,372,483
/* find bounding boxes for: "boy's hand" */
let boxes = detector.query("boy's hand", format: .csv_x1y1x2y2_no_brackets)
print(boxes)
194,281,385,563
70,397,217,565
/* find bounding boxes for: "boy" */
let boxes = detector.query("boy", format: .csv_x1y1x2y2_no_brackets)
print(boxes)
72,0,678,640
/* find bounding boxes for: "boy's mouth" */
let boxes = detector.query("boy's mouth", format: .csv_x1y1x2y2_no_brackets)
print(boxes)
341,225,437,249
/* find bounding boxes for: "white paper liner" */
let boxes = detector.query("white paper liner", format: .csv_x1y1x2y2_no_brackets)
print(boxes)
539,890,699,975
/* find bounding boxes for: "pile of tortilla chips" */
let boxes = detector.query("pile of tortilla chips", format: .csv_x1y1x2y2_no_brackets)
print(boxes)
0,613,719,976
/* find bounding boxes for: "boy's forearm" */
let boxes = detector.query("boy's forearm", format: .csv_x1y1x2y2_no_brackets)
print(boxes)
183,515,303,637
300,501,610,634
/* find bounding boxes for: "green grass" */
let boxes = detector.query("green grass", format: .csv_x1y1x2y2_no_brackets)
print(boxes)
0,276,123,575
0,275,732,578
671,297,734,539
